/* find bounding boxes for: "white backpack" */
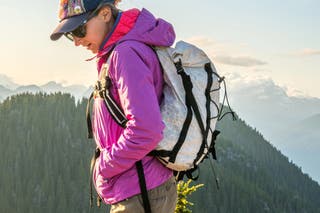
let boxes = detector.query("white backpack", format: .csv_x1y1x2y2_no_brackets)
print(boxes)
86,41,234,210
87,40,230,174
151,41,221,171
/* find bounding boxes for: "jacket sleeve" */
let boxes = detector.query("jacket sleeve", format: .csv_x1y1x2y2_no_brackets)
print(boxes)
98,44,164,178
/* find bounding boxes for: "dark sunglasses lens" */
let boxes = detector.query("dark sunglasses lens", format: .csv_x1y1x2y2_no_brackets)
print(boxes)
64,33,74,41
72,25,86,38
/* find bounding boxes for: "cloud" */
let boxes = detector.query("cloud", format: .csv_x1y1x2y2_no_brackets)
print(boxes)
214,55,267,67
185,36,248,56
252,68,271,72
185,36,267,67
302,48,320,56
293,48,320,56
279,84,311,98
186,36,216,47
225,72,312,99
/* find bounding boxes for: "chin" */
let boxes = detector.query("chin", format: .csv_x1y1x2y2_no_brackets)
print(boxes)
91,49,98,54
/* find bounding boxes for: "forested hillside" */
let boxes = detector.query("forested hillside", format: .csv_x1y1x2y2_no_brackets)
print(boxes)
190,114,320,212
0,93,104,213
1,93,319,213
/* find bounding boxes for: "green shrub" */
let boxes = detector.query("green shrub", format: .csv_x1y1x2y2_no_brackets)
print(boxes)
175,180,204,213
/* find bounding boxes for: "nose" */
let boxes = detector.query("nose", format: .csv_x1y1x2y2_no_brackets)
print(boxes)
73,37,82,46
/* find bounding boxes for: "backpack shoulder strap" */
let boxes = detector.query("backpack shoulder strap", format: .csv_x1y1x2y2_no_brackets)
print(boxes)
86,51,152,213
85,52,128,139
99,52,128,128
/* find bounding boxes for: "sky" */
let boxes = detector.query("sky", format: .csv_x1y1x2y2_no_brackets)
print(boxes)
0,0,319,98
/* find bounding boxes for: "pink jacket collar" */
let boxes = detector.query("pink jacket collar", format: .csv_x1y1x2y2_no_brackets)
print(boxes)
97,9,140,58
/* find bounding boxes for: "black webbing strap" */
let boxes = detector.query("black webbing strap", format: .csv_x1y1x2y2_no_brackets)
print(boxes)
102,91,128,128
148,149,171,157
208,141,220,190
167,60,194,163
209,130,220,160
86,77,128,140
204,63,213,139
174,166,199,182
186,166,200,181
168,98,193,163
136,161,152,213
193,63,215,165
173,60,207,166
99,74,128,128
90,148,102,207
86,92,95,139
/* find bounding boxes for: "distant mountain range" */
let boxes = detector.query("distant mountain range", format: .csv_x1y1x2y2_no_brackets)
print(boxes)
0,74,93,102
1,73,319,183
228,78,320,183
0,74,19,90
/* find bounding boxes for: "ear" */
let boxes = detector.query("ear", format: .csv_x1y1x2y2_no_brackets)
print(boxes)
97,6,112,22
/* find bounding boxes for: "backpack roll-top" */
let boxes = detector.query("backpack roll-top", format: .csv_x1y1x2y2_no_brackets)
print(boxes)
152,41,221,171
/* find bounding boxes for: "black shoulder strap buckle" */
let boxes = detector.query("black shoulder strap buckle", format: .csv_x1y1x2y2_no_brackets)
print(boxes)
174,59,184,74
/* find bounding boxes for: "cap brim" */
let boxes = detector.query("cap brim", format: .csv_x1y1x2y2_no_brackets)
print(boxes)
50,12,90,41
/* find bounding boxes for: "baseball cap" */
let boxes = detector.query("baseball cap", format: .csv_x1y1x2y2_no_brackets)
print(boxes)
50,0,116,41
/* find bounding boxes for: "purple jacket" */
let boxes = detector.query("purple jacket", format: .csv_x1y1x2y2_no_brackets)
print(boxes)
92,8,176,204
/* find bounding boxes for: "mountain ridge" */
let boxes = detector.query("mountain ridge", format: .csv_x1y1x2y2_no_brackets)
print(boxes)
1,74,319,183
1,93,319,212
0,80,91,102
228,78,320,183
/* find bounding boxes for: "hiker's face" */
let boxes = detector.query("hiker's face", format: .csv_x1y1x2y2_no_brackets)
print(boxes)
72,6,114,54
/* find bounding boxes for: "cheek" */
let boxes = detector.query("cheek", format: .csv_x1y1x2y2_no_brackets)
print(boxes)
86,22,107,46
85,32,102,46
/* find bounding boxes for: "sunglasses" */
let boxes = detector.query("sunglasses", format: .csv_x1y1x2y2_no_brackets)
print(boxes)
64,23,87,41
64,9,98,42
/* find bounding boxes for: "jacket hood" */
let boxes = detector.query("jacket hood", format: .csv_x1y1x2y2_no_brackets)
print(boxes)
98,8,175,57
123,8,176,47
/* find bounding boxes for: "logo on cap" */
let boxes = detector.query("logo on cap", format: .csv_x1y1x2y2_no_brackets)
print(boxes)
59,0,86,21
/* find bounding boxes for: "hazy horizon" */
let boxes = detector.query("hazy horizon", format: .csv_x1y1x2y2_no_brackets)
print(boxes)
0,0,319,98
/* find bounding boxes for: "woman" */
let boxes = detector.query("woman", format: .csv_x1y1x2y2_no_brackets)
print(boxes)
50,0,177,212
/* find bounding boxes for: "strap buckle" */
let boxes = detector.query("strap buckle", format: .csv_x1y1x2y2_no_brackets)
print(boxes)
174,59,184,74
